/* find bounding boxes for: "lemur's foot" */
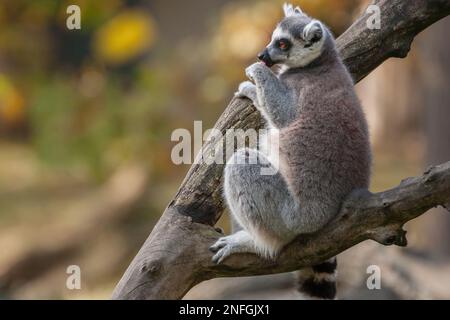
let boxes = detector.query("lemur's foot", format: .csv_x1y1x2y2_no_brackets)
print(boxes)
234,81,257,102
210,231,255,264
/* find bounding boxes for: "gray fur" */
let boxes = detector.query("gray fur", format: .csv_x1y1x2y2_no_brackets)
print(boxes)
283,3,303,17
211,5,371,265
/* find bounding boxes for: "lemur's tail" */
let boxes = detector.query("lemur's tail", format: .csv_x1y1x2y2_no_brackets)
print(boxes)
295,257,337,299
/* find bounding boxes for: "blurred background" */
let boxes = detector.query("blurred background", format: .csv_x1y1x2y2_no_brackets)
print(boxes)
0,0,449,299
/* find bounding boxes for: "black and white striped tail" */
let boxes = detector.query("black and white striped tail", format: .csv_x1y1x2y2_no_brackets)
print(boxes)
295,257,337,299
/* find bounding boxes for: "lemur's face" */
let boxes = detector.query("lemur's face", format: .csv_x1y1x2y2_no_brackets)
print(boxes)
258,4,326,69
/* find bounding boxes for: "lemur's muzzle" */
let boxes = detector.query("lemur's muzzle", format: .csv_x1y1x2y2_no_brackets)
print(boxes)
258,49,275,67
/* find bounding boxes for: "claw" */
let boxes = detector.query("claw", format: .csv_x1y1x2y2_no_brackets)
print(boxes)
212,247,231,264
210,231,254,264
210,236,233,263
209,240,227,253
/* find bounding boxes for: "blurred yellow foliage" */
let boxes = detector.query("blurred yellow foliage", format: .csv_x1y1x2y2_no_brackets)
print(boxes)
212,2,280,62
93,10,156,66
212,0,359,66
0,74,25,125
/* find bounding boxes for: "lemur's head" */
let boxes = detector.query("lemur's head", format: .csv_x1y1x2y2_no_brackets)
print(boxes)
258,3,331,69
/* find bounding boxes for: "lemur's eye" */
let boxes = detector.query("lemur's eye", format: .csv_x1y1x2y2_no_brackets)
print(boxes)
277,39,291,51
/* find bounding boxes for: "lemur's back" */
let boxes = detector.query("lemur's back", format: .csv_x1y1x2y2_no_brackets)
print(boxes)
279,55,371,231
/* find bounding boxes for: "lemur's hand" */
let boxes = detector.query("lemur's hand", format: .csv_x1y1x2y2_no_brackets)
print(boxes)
245,62,270,83
235,81,257,103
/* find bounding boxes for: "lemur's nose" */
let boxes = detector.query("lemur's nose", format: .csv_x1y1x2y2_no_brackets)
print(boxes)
257,51,266,61
257,49,274,67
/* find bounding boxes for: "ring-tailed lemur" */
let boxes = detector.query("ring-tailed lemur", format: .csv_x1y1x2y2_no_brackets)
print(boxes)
210,3,371,299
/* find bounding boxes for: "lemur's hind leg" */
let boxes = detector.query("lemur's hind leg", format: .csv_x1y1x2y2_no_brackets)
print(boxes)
210,148,299,263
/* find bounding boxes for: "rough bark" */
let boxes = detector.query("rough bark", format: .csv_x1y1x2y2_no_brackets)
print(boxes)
112,0,450,299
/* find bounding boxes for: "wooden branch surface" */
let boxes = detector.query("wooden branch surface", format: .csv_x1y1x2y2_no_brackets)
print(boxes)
112,0,450,299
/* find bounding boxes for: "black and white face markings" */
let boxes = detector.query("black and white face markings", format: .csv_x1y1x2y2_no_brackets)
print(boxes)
266,16,326,69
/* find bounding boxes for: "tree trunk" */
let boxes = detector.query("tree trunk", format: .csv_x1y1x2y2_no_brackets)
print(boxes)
414,16,450,259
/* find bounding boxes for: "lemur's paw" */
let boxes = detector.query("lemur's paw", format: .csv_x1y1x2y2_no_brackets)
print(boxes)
245,62,268,82
234,81,257,101
210,236,236,264
210,231,254,264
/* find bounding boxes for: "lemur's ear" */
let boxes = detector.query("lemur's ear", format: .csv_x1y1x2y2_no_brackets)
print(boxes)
303,20,324,43
283,3,303,17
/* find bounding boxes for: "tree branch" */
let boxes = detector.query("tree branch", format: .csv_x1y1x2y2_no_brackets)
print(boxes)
112,0,450,299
